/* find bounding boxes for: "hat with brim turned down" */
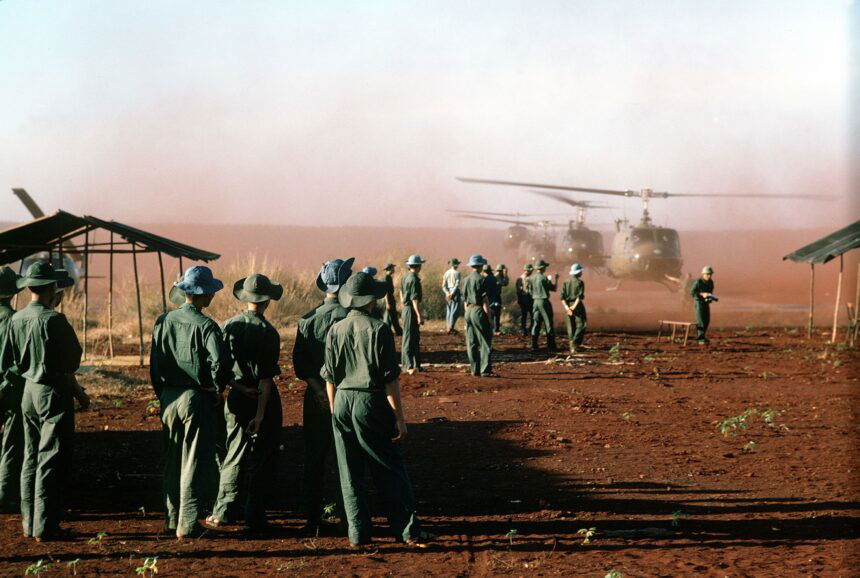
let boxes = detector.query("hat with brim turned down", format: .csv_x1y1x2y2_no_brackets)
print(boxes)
383,263,396,272
0,266,23,298
338,271,389,309
467,254,486,268
174,265,224,296
233,273,283,303
482,264,493,273
405,255,427,266
523,264,534,271
16,260,75,290
448,258,461,266
535,259,550,269
316,257,355,294
570,263,584,275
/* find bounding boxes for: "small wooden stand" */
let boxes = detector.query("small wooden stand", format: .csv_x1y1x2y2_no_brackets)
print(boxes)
658,320,694,346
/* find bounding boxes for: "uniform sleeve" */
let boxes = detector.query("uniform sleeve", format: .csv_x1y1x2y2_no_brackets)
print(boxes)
49,314,82,374
203,323,232,391
560,280,570,301
689,279,701,298
259,325,282,380
320,328,336,385
573,281,584,300
0,323,15,393
291,318,311,380
402,275,417,302
150,315,165,393
377,324,401,384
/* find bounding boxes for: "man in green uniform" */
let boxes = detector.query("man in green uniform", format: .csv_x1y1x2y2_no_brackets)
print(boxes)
400,255,426,374
690,266,717,345
528,260,559,352
0,266,24,512
292,257,354,534
516,264,534,336
492,264,509,335
151,265,231,539
463,256,494,377
207,274,283,533
0,261,88,541
323,272,430,547
381,263,402,336
560,263,587,354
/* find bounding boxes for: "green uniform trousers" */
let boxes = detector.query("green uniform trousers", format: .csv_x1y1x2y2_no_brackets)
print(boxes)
212,388,282,528
531,298,557,349
565,304,587,348
694,301,710,341
332,389,419,545
465,306,493,376
400,307,420,370
383,307,402,336
20,381,74,538
0,385,24,511
160,386,218,536
303,386,341,526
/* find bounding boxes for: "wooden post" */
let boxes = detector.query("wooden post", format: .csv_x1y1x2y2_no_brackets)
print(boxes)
179,256,184,277
831,254,843,344
158,251,167,313
83,228,90,360
108,232,114,359
808,264,815,339
854,263,860,347
14,259,24,309
132,243,145,367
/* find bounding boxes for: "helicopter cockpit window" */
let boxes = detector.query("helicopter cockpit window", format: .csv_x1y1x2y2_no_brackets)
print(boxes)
658,230,681,253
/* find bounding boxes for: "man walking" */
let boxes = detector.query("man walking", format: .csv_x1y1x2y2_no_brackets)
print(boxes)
381,263,402,337
690,266,717,345
400,255,426,374
0,267,24,513
561,263,587,354
0,260,88,541
208,273,283,533
151,265,231,539
442,258,462,334
464,256,494,377
293,258,354,534
528,260,558,352
516,264,534,336
323,272,431,548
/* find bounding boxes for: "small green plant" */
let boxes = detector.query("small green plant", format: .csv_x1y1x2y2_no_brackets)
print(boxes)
67,559,82,575
760,409,781,426
112,399,124,408
321,502,337,520
621,411,633,422
136,557,159,576
605,571,624,578
576,527,597,544
642,354,654,362
607,343,621,363
138,505,147,517
24,560,52,575
717,409,758,436
671,510,690,527
87,531,108,545
505,528,518,546
420,389,437,397
742,440,757,452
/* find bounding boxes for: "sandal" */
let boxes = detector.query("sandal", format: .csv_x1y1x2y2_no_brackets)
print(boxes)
405,531,436,548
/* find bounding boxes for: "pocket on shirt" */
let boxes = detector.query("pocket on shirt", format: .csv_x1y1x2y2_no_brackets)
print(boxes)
174,337,195,366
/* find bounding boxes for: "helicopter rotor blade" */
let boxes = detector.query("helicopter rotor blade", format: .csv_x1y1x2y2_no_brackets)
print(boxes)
522,189,613,209
458,177,635,197
665,192,836,200
447,209,573,217
454,214,540,226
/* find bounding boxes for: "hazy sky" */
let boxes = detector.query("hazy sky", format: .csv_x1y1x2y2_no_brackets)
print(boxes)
0,1,853,229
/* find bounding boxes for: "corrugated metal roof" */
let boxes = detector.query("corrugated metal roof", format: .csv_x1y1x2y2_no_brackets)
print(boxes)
0,210,220,265
783,220,860,264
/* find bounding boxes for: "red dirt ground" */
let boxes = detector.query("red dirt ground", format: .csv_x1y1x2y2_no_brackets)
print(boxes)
0,328,856,576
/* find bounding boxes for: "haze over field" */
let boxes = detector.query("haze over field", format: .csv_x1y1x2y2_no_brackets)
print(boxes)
0,1,855,230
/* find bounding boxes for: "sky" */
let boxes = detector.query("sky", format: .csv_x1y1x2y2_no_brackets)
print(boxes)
0,0,854,230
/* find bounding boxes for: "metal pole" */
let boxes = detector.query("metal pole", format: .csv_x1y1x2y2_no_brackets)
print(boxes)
108,232,115,359
83,228,90,360
132,243,145,367
158,251,167,313
808,264,814,339
831,254,843,344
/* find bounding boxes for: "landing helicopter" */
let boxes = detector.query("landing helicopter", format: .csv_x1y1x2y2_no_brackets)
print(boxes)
457,177,828,290
448,210,560,262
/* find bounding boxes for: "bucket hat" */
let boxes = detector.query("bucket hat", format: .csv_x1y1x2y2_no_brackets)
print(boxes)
0,266,23,298
405,255,427,266
174,265,224,295
233,273,283,303
495,263,506,272
702,266,714,275
523,263,534,272
383,263,396,272
16,260,75,289
467,254,486,267
448,258,461,266
535,259,550,269
570,263,584,275
482,264,493,273
316,257,355,293
338,272,389,309
362,266,378,277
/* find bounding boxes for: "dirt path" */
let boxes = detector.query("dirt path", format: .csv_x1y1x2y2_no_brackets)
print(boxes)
0,328,856,576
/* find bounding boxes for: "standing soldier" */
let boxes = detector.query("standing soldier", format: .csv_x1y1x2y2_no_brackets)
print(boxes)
482,264,501,336
464,256,494,377
0,267,23,513
323,272,432,548
151,265,231,539
442,258,462,334
516,264,534,336
690,266,717,345
528,259,558,352
561,264,587,354
381,263,402,337
292,258,354,535
400,255,426,374
207,274,283,533
492,264,509,335
0,261,88,541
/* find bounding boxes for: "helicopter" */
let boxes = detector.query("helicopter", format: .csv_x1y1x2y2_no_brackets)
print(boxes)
448,210,561,262
457,177,829,290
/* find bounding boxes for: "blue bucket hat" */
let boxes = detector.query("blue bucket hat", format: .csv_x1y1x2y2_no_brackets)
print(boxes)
316,257,355,293
362,266,378,277
467,254,486,267
173,265,224,295
570,263,584,275
405,255,426,266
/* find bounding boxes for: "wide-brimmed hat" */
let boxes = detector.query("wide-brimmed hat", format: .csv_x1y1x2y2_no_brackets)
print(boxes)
448,258,461,266
233,273,283,303
316,257,355,293
338,271,389,309
362,266,378,277
495,263,506,272
535,259,550,269
702,266,714,275
383,262,396,272
16,260,75,289
482,264,493,273
523,263,534,272
570,263,584,275
174,265,224,295
405,255,427,266
467,254,486,267
0,266,23,298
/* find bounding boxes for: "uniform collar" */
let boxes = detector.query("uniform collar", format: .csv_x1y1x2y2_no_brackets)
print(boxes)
243,310,265,320
180,303,201,313
27,301,48,311
347,308,370,318
323,297,338,305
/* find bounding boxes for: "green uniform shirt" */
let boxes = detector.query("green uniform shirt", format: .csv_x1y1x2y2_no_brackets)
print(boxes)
0,301,21,393
321,309,400,392
0,302,81,386
292,298,348,381
528,272,556,299
384,273,397,308
400,272,422,305
150,303,231,394
561,277,585,304
462,272,487,306
690,278,714,302
222,311,281,386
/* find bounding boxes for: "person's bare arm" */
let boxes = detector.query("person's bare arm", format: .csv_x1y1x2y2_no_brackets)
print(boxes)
247,378,274,434
326,381,336,413
306,376,330,410
411,299,423,325
69,374,90,410
385,379,408,442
